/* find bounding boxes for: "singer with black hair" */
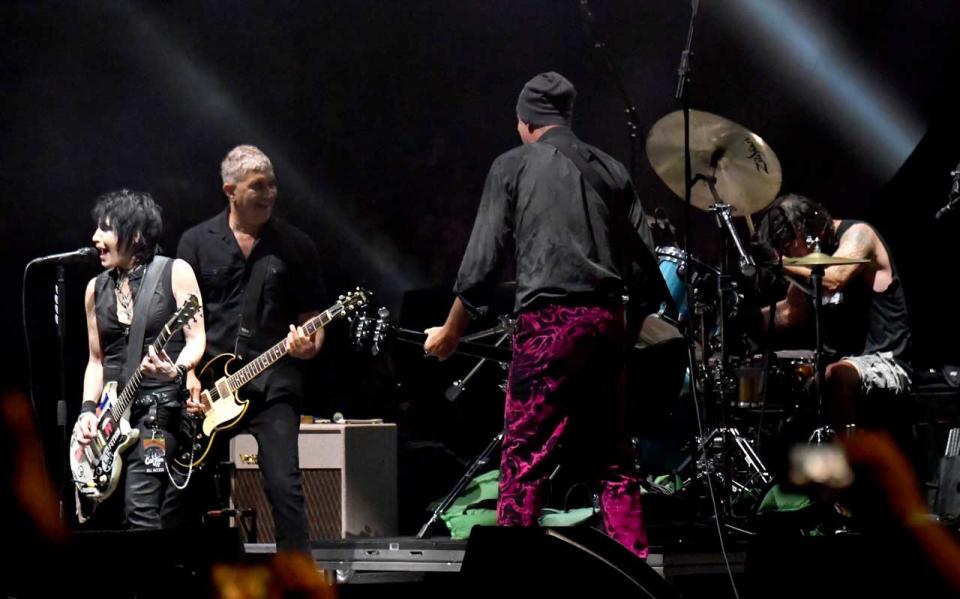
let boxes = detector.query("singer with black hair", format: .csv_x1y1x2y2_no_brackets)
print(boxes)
756,193,911,431
73,189,205,528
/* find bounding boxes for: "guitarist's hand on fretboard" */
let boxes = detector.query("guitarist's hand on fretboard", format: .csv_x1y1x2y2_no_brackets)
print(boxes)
287,313,324,360
140,346,180,381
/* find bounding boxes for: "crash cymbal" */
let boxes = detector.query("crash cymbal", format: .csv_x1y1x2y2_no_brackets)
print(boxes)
782,253,870,267
646,109,782,216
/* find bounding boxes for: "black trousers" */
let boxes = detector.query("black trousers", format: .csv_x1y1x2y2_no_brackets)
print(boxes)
238,399,309,553
124,391,187,530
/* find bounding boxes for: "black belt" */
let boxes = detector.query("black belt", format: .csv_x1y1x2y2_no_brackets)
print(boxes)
133,388,181,408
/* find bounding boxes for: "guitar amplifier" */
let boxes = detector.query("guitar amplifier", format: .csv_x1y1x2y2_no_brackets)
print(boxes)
229,422,397,542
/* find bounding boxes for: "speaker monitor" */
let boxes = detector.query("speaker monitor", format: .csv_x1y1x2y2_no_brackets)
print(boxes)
460,526,679,598
64,529,243,598
230,422,397,542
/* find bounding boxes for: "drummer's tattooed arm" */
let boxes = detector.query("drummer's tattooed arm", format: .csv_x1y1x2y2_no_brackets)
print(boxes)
822,225,873,292
783,224,874,294
762,282,809,331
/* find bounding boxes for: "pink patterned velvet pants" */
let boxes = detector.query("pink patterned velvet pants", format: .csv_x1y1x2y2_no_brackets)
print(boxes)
497,304,648,559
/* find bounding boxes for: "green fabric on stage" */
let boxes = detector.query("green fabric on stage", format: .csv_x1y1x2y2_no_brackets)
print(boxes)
435,470,597,540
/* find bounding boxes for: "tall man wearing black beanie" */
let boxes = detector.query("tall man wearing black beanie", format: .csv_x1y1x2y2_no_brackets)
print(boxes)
424,72,665,558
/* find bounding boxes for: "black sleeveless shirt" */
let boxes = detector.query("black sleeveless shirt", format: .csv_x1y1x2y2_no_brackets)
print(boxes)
94,258,185,392
820,220,911,368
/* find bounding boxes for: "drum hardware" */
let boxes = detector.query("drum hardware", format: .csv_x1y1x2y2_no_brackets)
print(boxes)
670,426,773,521
703,188,757,280
781,246,869,443
645,110,783,218
646,106,785,528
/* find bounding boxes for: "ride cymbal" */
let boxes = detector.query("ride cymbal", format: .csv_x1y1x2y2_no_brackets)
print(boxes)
646,109,782,216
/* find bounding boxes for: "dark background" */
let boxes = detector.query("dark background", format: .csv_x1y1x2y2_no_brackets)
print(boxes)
3,1,960,531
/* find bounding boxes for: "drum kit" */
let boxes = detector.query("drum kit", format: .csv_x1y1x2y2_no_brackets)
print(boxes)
350,108,869,533
642,109,869,523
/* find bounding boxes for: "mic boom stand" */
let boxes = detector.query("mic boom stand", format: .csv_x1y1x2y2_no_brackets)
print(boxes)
420,317,515,538
416,432,504,539
445,317,514,402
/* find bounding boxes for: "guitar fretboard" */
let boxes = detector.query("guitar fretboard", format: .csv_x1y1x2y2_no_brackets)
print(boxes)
111,320,178,421
221,306,343,394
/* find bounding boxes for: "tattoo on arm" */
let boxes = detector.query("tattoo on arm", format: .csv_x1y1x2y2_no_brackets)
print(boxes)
845,228,871,258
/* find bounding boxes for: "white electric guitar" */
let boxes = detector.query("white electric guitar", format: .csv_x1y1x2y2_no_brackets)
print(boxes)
69,294,201,502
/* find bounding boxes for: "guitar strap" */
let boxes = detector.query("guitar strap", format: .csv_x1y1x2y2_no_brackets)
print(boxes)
122,256,171,383
235,254,271,361
540,132,669,321
539,133,641,259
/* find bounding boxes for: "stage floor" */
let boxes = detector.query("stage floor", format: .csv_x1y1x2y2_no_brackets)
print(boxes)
245,534,747,585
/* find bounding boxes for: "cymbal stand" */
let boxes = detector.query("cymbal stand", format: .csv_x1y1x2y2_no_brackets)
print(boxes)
807,262,834,443
672,177,771,520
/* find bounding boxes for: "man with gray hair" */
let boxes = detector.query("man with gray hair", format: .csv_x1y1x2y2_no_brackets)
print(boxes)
177,144,326,553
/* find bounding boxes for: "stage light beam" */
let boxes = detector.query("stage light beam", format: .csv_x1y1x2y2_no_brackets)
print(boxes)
725,0,925,178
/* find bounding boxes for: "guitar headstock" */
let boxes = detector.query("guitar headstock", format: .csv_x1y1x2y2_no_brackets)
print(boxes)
337,288,370,317
350,306,394,356
169,294,202,330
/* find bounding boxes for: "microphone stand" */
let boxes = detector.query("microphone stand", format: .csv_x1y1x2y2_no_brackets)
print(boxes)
676,0,702,428
416,432,504,539
55,264,69,518
935,169,960,221
577,0,643,182
672,0,710,483
445,320,513,402
420,317,516,537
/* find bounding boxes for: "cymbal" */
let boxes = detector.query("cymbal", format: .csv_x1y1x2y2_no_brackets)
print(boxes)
646,110,783,216
782,253,870,267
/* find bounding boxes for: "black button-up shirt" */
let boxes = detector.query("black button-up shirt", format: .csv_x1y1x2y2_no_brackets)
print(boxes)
454,127,663,318
177,210,326,400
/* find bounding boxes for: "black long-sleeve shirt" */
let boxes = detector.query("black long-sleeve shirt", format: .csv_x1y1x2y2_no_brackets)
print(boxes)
454,126,664,318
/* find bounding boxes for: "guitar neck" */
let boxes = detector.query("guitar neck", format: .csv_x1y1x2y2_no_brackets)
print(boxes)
394,327,512,364
113,326,174,418
226,306,341,390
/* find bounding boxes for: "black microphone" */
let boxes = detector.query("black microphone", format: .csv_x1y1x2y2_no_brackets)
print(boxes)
30,247,98,264
936,197,960,220
935,164,960,220
445,380,464,402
